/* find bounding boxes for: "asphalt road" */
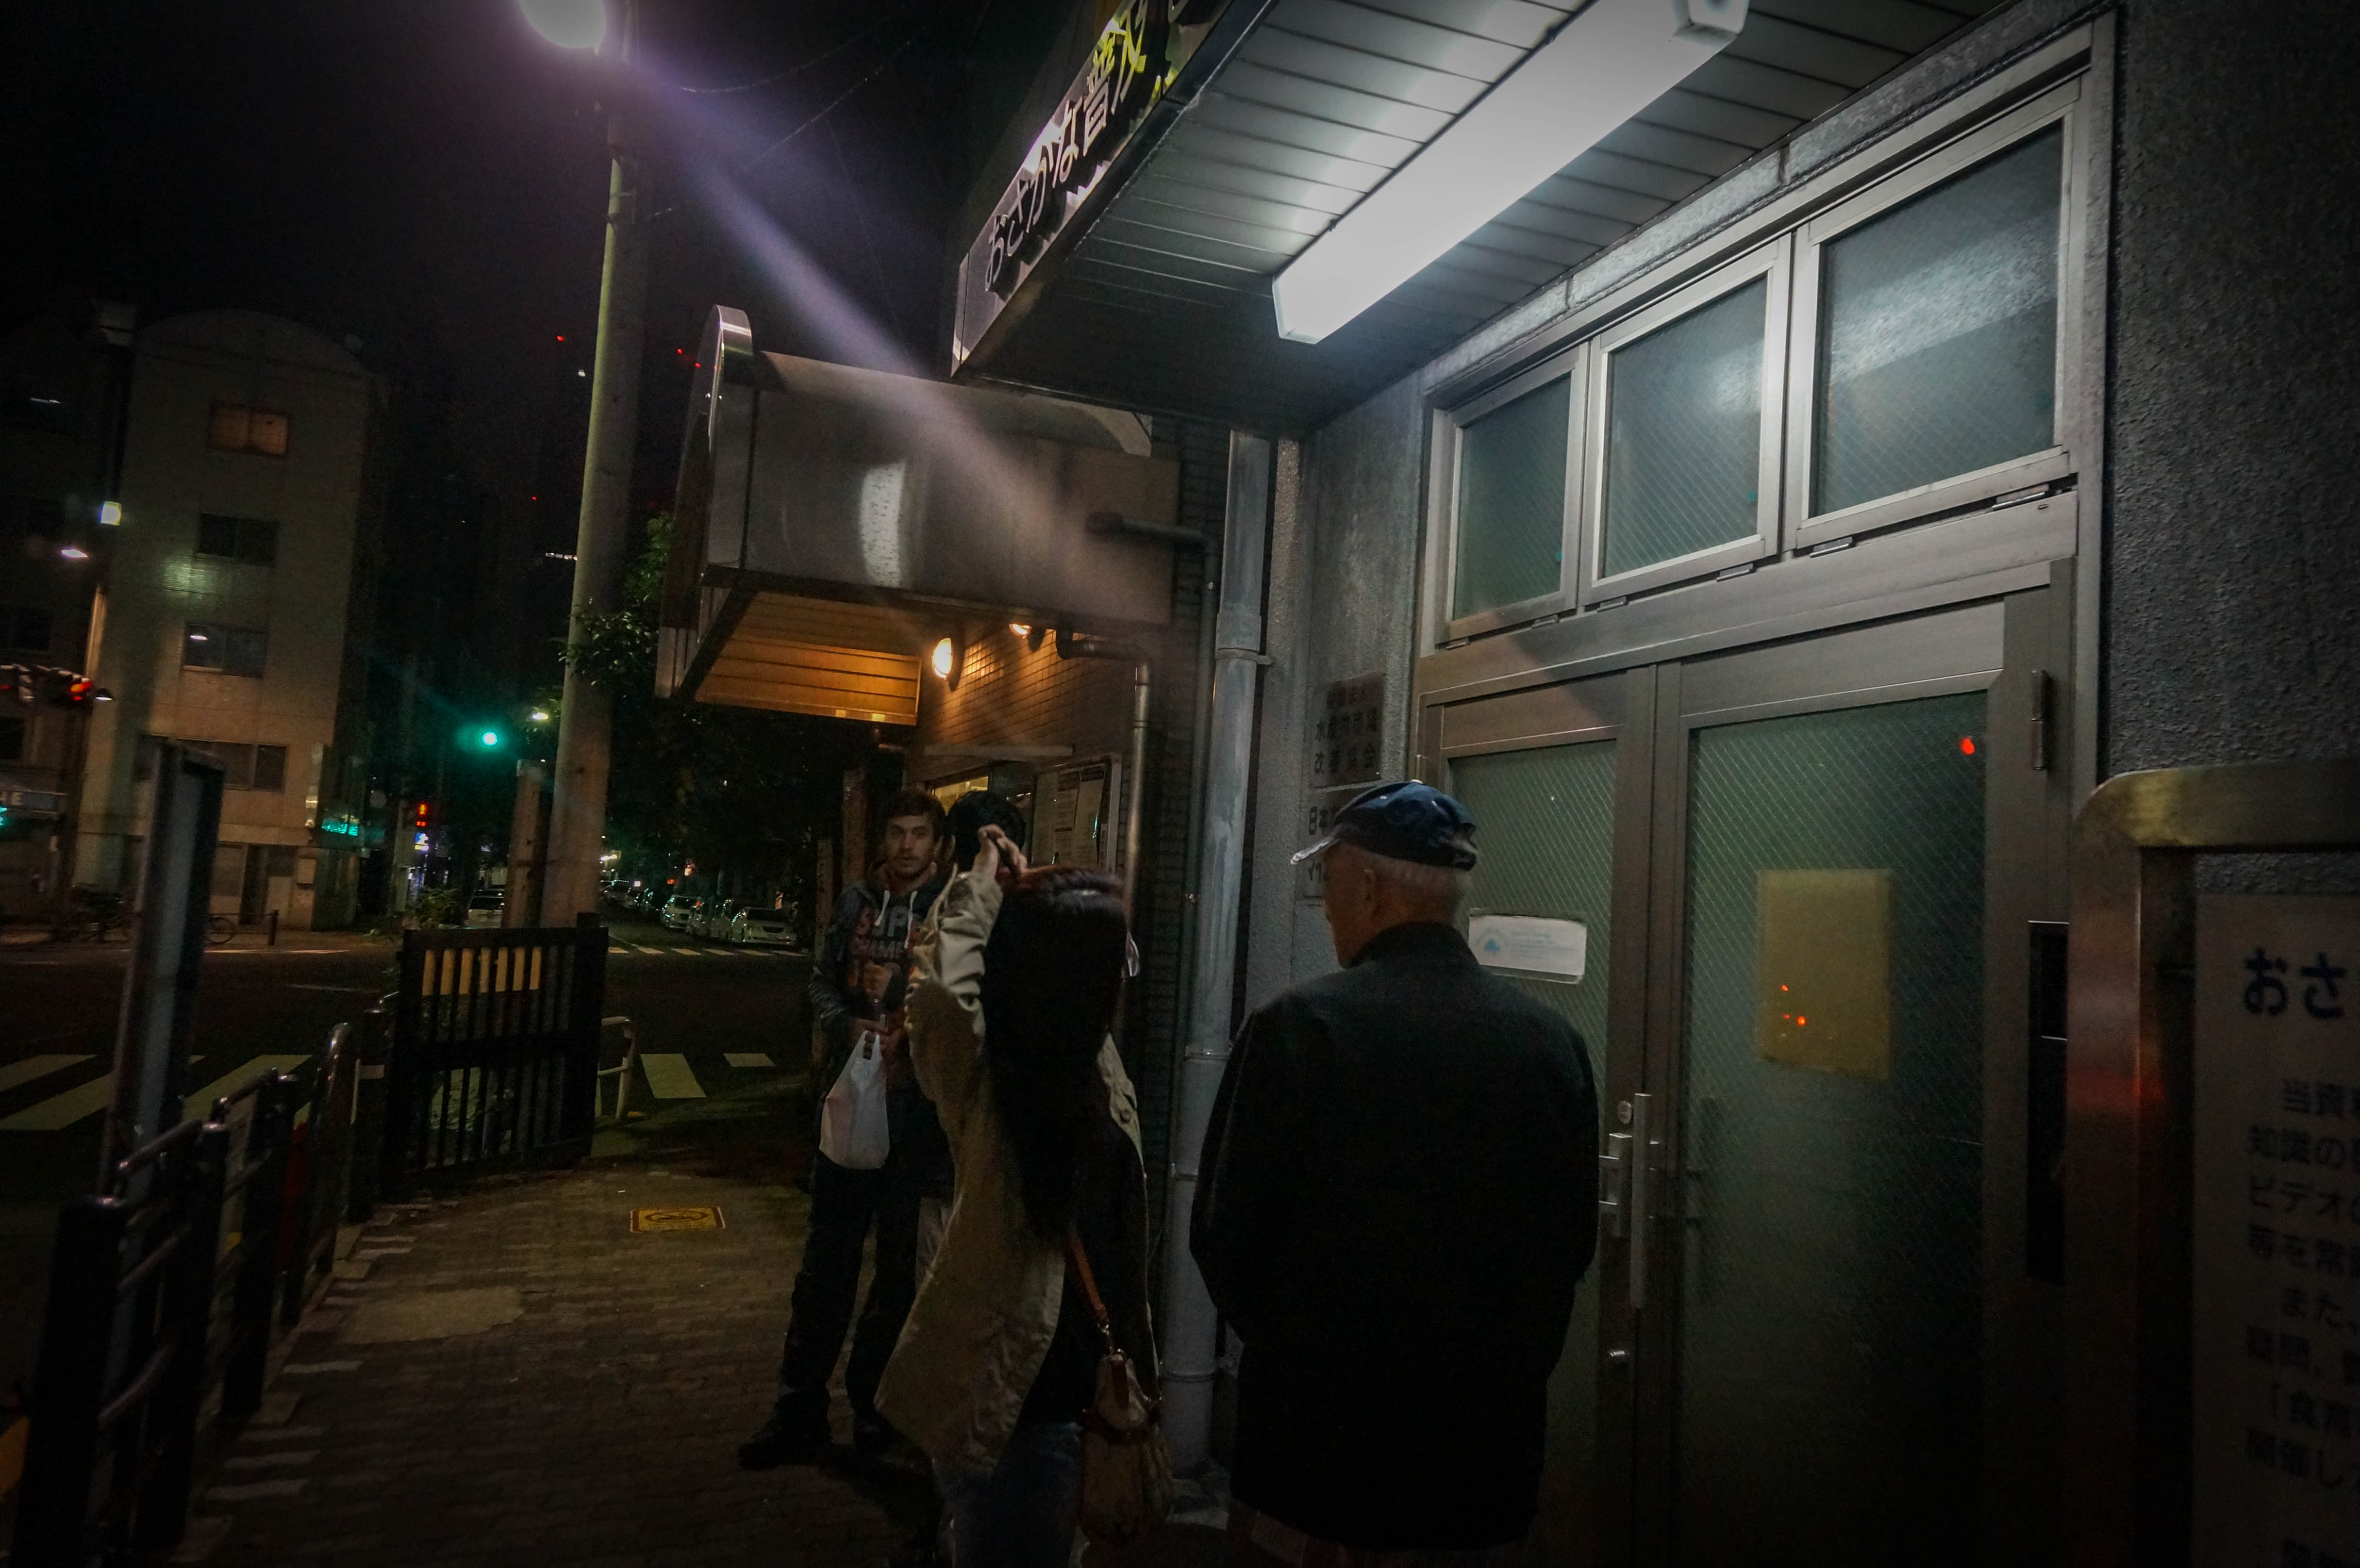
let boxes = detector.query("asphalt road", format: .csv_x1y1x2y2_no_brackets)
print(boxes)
0,916,814,1398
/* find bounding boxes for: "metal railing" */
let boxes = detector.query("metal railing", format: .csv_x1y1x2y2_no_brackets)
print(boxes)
380,917,609,1197
11,1025,360,1568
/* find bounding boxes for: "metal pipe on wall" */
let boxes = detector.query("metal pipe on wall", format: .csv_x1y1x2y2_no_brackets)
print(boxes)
1053,630,1153,914
1161,431,1273,1470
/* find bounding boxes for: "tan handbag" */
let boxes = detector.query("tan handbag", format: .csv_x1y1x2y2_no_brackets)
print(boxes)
1065,1227,1175,1547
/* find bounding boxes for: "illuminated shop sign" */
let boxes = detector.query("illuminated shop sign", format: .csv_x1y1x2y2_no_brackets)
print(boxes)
982,0,1167,298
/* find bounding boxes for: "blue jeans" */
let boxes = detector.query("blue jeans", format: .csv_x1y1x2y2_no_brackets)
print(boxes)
935,1420,1082,1568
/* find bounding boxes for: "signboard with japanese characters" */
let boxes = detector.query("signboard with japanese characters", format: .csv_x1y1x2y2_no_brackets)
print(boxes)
1310,672,1385,792
2195,894,2360,1568
1297,786,1360,904
951,0,1167,366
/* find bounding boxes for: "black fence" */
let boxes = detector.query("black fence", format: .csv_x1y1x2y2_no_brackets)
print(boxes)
380,917,608,1197
12,1021,366,1568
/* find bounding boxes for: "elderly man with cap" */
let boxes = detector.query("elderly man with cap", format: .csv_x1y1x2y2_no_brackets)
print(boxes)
1192,780,1599,1566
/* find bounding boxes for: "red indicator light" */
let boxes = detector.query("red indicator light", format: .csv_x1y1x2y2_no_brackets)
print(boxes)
1959,736,1977,756
556,334,566,342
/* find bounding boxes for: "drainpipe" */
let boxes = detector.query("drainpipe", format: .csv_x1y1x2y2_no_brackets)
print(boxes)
1161,431,1273,1471
1053,629,1152,913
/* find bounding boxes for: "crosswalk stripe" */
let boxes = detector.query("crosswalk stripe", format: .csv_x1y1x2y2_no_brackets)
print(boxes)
638,1053,707,1100
0,1073,115,1132
182,1056,310,1122
0,1054,93,1095
669,948,703,957
723,1053,775,1069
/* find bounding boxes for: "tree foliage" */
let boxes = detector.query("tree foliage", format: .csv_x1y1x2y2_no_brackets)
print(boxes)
574,519,865,899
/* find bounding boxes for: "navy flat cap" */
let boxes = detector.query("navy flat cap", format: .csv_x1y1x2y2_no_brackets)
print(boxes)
1291,780,1479,871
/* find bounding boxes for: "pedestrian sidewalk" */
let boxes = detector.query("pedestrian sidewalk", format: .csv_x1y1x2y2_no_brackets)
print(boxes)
175,1160,1231,1567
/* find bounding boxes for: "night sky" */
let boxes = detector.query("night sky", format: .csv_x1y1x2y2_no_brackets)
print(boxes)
6,0,1051,689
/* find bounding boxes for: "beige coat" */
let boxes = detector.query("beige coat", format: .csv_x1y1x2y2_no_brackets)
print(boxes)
875,868,1143,1471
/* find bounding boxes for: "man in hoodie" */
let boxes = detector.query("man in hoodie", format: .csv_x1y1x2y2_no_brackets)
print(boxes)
742,789,952,1466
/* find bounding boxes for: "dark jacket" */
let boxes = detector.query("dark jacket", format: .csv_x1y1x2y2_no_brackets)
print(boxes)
809,873,951,1191
1191,921,1599,1550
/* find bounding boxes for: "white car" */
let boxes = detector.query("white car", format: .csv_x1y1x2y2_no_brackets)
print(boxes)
692,898,737,940
464,890,504,928
658,895,694,930
729,905,799,948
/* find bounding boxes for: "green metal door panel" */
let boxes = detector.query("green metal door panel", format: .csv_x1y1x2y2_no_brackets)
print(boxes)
1674,692,1988,1567
1453,738,1616,1559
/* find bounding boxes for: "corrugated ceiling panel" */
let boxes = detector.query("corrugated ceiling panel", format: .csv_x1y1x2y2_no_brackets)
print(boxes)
968,0,2007,430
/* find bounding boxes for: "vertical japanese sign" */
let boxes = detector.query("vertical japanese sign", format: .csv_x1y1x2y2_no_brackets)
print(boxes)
2195,894,2360,1568
1309,672,1385,792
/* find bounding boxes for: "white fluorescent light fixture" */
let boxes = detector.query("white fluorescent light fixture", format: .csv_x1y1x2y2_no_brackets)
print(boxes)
519,0,608,50
1271,0,1747,344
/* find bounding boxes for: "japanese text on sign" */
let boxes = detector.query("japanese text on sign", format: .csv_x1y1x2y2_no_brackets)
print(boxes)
1311,672,1385,791
2196,895,2360,1568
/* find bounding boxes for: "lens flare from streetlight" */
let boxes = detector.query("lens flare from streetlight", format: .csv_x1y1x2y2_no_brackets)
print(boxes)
520,0,607,50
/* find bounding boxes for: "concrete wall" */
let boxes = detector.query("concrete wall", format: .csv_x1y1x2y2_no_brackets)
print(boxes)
78,310,374,927
1243,383,1427,1007
2103,3,2360,787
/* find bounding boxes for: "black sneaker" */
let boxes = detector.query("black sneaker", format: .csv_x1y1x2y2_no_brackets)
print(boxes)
739,1409,830,1469
851,1410,900,1455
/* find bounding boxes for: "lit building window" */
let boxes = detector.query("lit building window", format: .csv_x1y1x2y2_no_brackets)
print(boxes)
207,401,289,457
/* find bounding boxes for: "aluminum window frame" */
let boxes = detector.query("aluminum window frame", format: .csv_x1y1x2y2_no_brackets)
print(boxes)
1783,81,2085,552
1579,237,1791,606
1436,345,1588,643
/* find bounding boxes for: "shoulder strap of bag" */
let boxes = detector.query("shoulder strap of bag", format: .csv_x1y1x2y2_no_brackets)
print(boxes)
1064,1225,1116,1353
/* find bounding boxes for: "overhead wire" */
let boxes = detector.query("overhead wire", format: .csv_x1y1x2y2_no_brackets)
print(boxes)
664,0,925,95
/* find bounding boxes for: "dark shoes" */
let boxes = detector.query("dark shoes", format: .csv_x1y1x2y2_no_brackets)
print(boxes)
851,1410,901,1455
738,1408,830,1469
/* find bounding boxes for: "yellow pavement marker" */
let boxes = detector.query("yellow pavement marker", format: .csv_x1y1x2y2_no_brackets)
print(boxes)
638,1053,707,1100
0,1054,93,1095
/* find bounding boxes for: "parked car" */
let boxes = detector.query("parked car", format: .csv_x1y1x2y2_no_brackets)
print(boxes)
730,904,798,948
659,895,694,930
695,899,740,940
464,890,504,928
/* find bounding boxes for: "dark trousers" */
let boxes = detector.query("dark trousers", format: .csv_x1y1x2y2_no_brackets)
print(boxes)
775,1148,923,1427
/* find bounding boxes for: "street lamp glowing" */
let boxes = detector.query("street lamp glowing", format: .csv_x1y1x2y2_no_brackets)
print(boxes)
479,729,504,749
98,501,122,526
519,0,608,50
530,709,552,724
1270,0,1746,343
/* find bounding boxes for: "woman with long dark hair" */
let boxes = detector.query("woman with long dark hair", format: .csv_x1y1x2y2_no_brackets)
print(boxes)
879,826,1156,1566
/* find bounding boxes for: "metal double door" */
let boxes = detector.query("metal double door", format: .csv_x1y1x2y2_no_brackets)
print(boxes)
1434,588,2073,1567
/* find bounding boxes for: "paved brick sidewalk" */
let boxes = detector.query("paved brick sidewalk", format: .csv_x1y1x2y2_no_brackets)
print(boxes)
187,1166,927,1567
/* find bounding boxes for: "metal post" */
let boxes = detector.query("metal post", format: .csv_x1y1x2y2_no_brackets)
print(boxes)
543,0,649,924
1161,432,1273,1469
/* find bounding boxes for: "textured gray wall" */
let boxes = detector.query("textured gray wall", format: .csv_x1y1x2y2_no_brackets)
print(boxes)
2104,0,2360,779
1242,379,1429,1004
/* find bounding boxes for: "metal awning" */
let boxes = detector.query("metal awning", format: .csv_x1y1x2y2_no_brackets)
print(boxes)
953,0,2002,432
660,308,1182,724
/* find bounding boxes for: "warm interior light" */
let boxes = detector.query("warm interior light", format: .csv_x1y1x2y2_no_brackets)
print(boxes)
519,0,607,50
1270,0,1745,344
1009,623,1031,637
931,638,956,679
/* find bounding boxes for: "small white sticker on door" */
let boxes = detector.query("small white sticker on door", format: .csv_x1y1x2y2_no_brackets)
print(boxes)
1467,915,1587,981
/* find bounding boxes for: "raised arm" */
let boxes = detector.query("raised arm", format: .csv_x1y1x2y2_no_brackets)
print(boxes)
904,867,1004,1132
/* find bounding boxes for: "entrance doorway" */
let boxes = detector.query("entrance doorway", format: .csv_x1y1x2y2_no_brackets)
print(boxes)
1436,590,2071,1565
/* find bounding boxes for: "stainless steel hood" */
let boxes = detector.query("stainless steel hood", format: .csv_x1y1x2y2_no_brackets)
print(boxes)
659,307,1183,723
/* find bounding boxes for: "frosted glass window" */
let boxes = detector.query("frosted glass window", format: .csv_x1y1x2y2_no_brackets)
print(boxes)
1452,377,1570,620
1675,692,1986,1565
1600,280,1766,580
1813,127,2062,514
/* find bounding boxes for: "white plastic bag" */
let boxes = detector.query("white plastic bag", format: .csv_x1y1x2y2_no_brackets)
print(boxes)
820,1030,891,1170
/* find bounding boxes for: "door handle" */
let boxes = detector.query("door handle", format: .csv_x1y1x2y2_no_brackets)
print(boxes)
1629,1092,1653,1311
1599,1131,1631,1238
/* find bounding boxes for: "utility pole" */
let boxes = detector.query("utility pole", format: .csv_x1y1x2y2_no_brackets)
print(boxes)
542,0,648,924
